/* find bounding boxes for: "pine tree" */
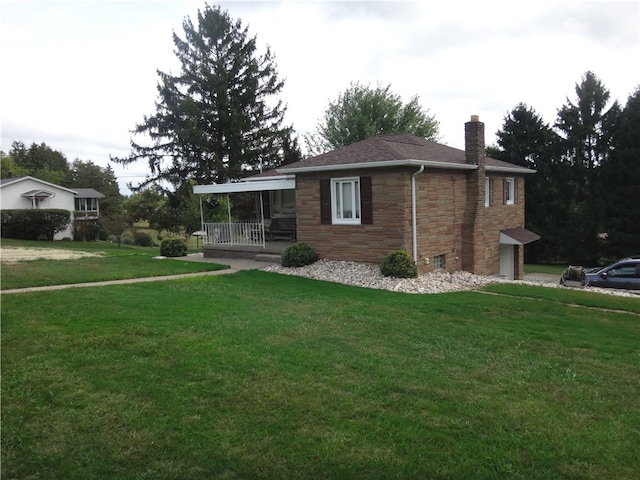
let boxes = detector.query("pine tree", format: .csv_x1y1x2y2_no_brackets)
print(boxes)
600,86,640,259
490,104,567,262
555,71,621,264
112,4,301,190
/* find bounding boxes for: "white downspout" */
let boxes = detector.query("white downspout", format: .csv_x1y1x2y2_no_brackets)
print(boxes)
411,165,425,264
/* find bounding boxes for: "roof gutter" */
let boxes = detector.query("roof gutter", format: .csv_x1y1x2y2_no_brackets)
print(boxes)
486,165,536,174
411,165,425,264
277,159,476,174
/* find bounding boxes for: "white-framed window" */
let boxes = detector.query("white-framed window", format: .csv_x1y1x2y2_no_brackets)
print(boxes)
270,189,296,216
331,177,361,224
505,178,515,205
433,254,445,270
75,198,97,211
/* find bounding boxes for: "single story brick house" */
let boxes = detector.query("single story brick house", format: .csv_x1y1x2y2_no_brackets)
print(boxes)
195,116,539,279
0,175,105,240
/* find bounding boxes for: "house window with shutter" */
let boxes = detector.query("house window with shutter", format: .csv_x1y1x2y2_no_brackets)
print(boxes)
332,177,360,224
320,176,373,225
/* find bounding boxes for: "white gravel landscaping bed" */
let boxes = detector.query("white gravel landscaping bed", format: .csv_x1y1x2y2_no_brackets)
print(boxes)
262,259,639,298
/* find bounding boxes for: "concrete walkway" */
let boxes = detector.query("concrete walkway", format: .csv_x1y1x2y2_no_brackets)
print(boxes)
0,255,273,295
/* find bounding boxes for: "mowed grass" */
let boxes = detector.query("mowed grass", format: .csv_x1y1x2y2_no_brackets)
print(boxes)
0,239,226,289
2,271,639,479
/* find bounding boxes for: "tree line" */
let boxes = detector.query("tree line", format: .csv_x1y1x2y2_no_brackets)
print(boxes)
3,3,637,264
488,71,639,265
1,142,123,217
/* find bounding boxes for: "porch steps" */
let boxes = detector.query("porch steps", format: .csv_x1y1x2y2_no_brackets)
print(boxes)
254,253,283,264
203,241,288,265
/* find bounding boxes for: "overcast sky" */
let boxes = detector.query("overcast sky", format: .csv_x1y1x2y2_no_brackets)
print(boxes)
1,0,638,195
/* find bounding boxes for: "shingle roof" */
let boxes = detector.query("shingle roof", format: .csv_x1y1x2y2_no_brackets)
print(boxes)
501,227,541,245
73,188,105,198
278,134,530,173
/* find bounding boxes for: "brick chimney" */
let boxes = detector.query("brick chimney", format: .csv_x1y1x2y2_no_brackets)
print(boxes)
461,115,487,275
465,115,484,165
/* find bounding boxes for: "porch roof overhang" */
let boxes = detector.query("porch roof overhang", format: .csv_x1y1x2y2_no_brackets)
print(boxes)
193,178,295,195
21,189,55,198
500,227,540,245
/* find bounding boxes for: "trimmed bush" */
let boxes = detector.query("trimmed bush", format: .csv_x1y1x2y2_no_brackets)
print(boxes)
160,237,187,257
282,242,319,267
1,209,70,240
380,250,418,278
73,220,100,241
134,232,154,247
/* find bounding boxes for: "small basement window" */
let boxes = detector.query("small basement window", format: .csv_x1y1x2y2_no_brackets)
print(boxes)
433,254,445,270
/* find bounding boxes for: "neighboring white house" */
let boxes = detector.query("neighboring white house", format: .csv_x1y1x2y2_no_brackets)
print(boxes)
0,176,105,240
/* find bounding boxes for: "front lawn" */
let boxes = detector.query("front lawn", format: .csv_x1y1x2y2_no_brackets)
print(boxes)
0,239,226,289
2,271,639,479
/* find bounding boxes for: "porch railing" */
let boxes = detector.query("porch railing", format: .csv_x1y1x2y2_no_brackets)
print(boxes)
202,220,265,247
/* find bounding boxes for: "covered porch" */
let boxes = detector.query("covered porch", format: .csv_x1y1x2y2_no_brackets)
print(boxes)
193,174,296,261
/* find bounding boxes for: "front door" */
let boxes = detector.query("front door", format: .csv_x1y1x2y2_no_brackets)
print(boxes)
499,244,515,280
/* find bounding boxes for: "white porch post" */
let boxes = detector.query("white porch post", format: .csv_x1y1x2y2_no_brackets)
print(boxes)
227,193,233,245
199,195,204,232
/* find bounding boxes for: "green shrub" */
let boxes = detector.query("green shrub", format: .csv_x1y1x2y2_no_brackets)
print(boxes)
73,220,100,241
282,242,319,267
134,232,153,247
1,209,70,240
380,250,418,278
160,237,187,257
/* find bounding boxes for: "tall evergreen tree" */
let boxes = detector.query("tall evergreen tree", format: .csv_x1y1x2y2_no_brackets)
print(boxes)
9,141,71,186
555,71,620,264
305,82,439,155
490,103,566,262
600,86,640,259
112,4,301,190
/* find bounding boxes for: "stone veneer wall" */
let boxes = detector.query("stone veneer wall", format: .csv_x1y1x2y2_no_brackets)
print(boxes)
412,170,525,276
483,174,526,277
413,170,466,274
295,167,413,265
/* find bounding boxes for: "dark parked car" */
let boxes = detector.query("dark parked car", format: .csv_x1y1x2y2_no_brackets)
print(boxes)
583,257,640,290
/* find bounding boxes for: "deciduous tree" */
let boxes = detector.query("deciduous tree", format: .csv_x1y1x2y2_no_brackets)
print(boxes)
305,82,439,155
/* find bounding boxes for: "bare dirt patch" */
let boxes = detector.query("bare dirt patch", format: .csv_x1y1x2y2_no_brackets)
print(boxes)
0,247,102,262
